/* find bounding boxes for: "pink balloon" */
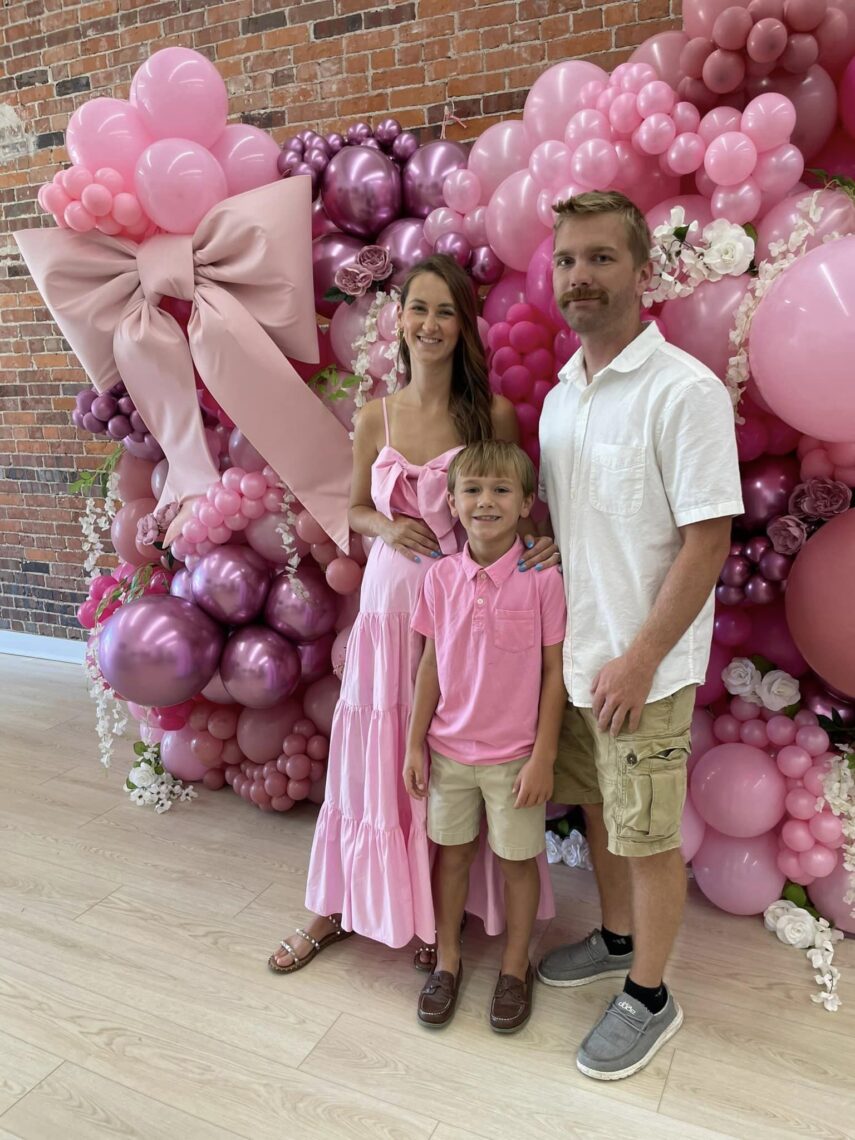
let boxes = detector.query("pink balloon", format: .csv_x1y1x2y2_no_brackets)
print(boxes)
65,98,152,184
523,60,609,145
443,168,481,213
161,725,210,782
482,271,528,325
691,743,787,837
776,744,812,778
698,105,743,143
693,828,785,914
681,793,707,861
756,184,855,261
646,194,713,233
751,142,804,195
630,31,689,88
329,291,375,371
236,698,301,763
712,177,762,222
704,131,758,185
209,124,280,196
741,93,797,150
785,511,855,698
134,139,227,234
808,854,855,932
746,64,837,160
485,170,550,271
325,555,362,595
636,114,677,155
130,47,228,148
666,132,706,174
702,48,747,93
468,121,532,202
809,811,843,846
110,497,159,567
750,236,855,440
659,275,750,378
528,140,574,190
115,453,156,502
571,138,620,187
564,109,611,149
785,786,818,820
302,673,341,737
800,843,838,878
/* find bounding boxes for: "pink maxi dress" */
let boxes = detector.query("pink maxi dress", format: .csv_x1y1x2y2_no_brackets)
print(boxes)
305,399,555,947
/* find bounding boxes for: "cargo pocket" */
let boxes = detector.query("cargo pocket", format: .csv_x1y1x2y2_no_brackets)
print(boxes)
619,741,688,840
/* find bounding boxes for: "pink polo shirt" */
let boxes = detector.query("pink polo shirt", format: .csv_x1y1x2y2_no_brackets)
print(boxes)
411,537,566,765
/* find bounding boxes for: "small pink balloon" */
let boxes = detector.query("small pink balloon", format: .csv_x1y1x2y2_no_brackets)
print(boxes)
741,93,797,150
777,847,804,878
295,509,329,546
739,718,769,747
711,178,762,223
799,843,837,878
713,713,741,742
781,817,815,850
794,725,830,757
202,768,226,790
191,730,224,766
284,753,311,781
325,555,362,595
785,787,818,819
775,744,812,778
209,123,280,195
809,811,843,845
307,733,329,761
704,131,758,185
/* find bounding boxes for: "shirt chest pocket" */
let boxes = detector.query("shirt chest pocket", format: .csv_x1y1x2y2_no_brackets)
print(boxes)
492,608,535,653
588,442,646,517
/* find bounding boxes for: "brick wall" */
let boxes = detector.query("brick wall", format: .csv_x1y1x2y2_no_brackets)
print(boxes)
0,0,680,640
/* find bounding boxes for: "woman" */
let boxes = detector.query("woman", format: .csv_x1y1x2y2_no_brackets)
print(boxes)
269,255,558,972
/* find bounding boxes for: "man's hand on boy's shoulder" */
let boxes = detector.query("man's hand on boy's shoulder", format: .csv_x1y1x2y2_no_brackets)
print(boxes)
513,753,554,809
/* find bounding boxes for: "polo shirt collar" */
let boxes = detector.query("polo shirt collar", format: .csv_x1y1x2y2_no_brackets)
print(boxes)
557,320,663,388
461,536,524,585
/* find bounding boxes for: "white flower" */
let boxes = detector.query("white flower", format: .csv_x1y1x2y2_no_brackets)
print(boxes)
701,219,755,279
811,991,842,1012
128,763,157,789
722,657,762,700
756,669,800,712
775,908,818,949
763,899,796,931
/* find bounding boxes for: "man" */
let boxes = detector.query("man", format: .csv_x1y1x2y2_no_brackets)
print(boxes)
536,191,743,1080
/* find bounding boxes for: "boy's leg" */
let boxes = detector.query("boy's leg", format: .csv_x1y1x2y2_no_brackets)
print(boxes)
434,839,479,975
497,855,540,981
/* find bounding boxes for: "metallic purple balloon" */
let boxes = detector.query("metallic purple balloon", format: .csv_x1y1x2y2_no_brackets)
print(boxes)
297,632,336,683
312,231,365,317
362,137,382,150
800,675,855,727
402,139,468,218
227,427,267,472
321,146,401,238
736,455,800,532
744,574,778,604
98,595,224,707
716,584,745,606
376,217,432,286
392,131,419,163
170,568,194,602
220,625,301,708
470,245,504,284
265,564,338,642
375,117,402,146
758,549,792,582
721,554,752,587
277,149,302,175
326,132,344,153
434,230,472,267
190,545,271,625
745,535,772,563
346,121,373,144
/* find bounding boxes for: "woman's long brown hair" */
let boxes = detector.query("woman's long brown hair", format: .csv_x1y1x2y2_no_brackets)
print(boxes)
398,254,494,444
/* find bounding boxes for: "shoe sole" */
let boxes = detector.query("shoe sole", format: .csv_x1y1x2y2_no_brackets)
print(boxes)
575,1001,684,1081
536,964,629,988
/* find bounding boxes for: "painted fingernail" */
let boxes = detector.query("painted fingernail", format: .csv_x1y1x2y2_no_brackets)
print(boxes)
535,563,542,571
525,537,534,548
518,564,527,572
430,551,441,558
414,555,421,563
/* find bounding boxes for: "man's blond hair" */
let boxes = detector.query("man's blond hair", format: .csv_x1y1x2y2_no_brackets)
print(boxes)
553,190,651,268
447,440,536,498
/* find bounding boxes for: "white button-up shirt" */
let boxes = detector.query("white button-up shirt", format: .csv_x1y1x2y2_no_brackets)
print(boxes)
539,322,743,706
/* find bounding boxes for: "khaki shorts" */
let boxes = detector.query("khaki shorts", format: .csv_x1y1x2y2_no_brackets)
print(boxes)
428,750,546,861
553,686,696,858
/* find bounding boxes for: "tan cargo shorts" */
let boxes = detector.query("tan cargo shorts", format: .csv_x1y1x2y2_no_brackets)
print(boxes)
553,686,696,858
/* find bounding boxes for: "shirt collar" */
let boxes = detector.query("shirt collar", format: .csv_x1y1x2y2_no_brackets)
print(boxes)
557,320,663,388
461,536,524,585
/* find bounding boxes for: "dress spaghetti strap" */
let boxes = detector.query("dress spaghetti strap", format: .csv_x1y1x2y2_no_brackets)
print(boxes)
382,397,391,447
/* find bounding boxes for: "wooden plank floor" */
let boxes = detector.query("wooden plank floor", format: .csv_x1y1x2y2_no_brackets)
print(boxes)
1,655,853,1140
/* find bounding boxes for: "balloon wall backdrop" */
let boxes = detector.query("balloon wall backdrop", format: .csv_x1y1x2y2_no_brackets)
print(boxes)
16,13,855,933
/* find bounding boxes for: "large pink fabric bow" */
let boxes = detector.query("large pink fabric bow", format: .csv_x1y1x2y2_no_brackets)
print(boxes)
14,177,352,548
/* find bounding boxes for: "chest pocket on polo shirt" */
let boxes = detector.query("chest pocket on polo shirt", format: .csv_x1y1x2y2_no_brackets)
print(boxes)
493,609,535,652
589,442,645,517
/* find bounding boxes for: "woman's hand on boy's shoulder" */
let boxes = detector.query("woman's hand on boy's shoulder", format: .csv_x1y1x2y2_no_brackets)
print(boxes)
518,534,560,573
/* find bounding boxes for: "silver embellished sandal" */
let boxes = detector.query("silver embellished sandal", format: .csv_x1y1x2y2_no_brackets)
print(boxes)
267,914,353,974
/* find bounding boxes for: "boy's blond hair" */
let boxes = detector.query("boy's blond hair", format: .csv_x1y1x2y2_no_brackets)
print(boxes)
552,190,651,269
447,440,536,499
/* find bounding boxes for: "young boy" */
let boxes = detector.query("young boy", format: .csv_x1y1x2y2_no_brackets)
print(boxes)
404,440,567,1033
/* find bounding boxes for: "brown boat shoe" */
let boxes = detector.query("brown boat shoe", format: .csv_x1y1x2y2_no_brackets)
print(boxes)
417,962,463,1028
489,963,534,1034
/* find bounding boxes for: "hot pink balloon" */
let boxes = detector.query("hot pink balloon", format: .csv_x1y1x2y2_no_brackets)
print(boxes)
750,235,855,440
523,60,609,145
130,47,228,147
482,271,528,325
468,121,532,202
209,124,281,196
65,98,152,184
691,743,787,836
694,828,785,914
134,139,227,234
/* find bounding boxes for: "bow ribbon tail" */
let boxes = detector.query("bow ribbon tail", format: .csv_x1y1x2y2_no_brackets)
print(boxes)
114,306,220,509
191,291,353,550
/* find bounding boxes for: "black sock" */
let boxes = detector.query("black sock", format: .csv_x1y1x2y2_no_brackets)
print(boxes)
623,975,667,1015
600,926,633,956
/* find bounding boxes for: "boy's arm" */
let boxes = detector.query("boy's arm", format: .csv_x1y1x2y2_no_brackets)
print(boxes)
514,642,566,808
403,637,441,799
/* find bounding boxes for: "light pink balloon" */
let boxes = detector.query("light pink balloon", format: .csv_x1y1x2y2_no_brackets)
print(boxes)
423,206,463,244
693,828,785,915
161,726,210,782
681,793,707,861
711,178,762,222
468,121,532,202
329,291,375,371
807,853,855,932
609,91,643,135
66,98,152,184
704,131,758,185
636,113,677,155
800,843,838,878
523,60,609,145
741,92,797,150
564,109,611,149
571,138,619,188
751,142,804,194
659,275,749,378
442,168,481,213
130,46,228,148
691,743,787,837
134,139,227,234
754,187,855,261
528,140,574,190
485,170,549,270
745,64,837,160
209,124,280,196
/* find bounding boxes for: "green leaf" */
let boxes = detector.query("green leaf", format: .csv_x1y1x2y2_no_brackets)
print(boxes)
749,653,775,676
673,225,689,243
782,882,807,907
133,741,147,756
742,222,758,244
807,168,855,202
67,444,124,499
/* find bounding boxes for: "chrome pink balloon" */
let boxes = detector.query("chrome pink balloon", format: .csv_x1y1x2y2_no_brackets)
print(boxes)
297,632,335,683
376,217,433,286
322,146,401,238
190,545,270,625
264,564,338,642
402,139,468,219
220,625,301,708
311,231,365,317
98,594,224,706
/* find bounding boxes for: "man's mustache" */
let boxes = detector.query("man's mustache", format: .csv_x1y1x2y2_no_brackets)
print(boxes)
559,289,605,305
